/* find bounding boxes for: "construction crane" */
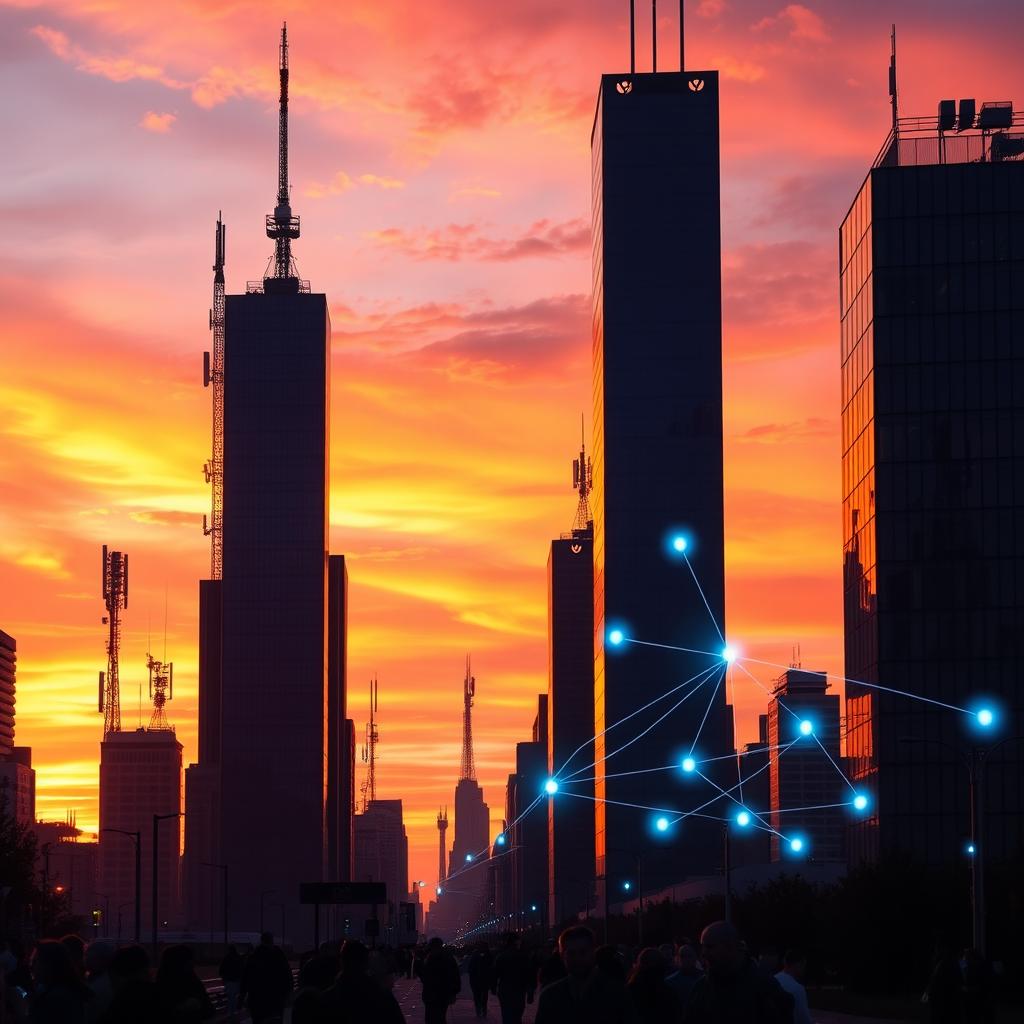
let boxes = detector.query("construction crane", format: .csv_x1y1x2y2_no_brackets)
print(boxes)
98,545,128,736
265,22,300,281
460,656,476,782
146,653,174,731
360,677,379,812
202,214,226,579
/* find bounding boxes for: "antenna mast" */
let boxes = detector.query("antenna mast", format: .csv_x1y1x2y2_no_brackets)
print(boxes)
889,24,899,147
265,22,300,281
203,214,226,578
360,677,379,812
146,653,174,731
571,417,594,535
437,807,449,884
460,656,476,781
98,546,128,736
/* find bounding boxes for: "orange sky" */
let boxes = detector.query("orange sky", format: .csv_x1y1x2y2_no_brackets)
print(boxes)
1,0,1020,889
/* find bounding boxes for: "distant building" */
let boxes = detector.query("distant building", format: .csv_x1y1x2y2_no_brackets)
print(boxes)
340,718,356,882
354,799,408,943
0,629,36,826
733,715,770,868
511,698,548,925
327,556,350,883
590,64,734,901
34,818,99,927
841,100,1024,865
767,670,844,863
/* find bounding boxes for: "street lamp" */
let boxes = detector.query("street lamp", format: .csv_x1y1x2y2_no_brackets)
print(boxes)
93,893,110,938
101,829,141,943
152,812,184,959
201,862,229,951
604,847,644,946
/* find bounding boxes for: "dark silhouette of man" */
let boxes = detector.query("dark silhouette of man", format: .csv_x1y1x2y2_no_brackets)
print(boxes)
418,937,460,1024
666,943,703,1010
325,940,404,1023
491,933,535,1024
468,942,494,1018
683,921,791,1024
241,932,293,1024
534,925,634,1024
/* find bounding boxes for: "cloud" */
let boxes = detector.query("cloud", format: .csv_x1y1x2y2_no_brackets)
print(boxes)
140,110,176,133
358,173,405,190
451,185,502,200
367,217,588,262
305,171,405,198
697,0,726,17
753,4,831,43
723,241,834,328
713,54,765,83
737,418,834,444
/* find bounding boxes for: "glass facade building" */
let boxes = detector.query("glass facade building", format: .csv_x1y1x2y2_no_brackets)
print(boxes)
842,141,1024,866
591,71,734,895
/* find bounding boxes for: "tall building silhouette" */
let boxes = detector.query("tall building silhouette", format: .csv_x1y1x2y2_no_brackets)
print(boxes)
353,799,409,942
0,629,35,826
842,96,1024,866
547,435,595,925
590,56,734,897
327,555,350,882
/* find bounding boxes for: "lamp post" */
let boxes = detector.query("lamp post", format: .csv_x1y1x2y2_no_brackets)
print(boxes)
152,812,184,959
101,829,141,943
201,862,229,951
93,892,111,938
260,889,276,935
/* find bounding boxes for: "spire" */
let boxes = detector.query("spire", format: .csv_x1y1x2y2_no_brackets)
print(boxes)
571,415,593,536
265,22,300,282
437,806,449,884
460,656,476,781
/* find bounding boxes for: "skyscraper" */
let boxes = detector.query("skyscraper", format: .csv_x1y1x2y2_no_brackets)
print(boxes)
841,98,1024,866
353,798,409,940
591,60,734,896
327,555,350,883
547,437,596,925
0,629,35,826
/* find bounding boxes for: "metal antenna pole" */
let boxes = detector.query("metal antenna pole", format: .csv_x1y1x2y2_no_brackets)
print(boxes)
461,657,476,781
652,0,657,73
630,0,636,73
888,24,899,157
679,0,684,71
203,215,225,578
99,547,127,735
265,23,300,281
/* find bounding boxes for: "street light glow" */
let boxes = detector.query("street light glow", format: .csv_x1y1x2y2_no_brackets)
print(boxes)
721,646,737,664
736,810,751,827
853,794,869,812
681,756,697,773
544,778,559,795
623,881,632,891
655,816,669,832
496,834,506,846
799,719,814,736
976,708,994,727
672,535,688,553
608,628,625,646
790,837,804,853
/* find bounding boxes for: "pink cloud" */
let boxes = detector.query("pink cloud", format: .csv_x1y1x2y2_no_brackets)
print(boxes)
140,110,176,133
753,4,831,43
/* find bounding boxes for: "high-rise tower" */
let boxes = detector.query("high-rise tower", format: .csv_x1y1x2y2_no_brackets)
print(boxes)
436,807,448,885
590,14,734,899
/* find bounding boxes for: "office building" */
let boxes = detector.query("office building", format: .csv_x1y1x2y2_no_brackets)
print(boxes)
591,63,734,898
733,715,770,868
0,629,36,825
510,698,548,925
767,670,844,862
354,799,409,940
842,99,1024,864
327,555,350,883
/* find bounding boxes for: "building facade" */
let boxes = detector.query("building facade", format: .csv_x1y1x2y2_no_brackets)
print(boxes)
591,69,734,897
0,629,36,826
353,799,409,943
842,108,1024,865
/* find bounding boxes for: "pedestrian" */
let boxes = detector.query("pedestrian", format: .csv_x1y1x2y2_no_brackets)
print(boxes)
923,940,962,1024
103,944,161,1023
773,950,811,1024
491,933,534,1024
418,937,460,1024
627,948,682,1024
666,943,702,1010
240,932,293,1024
468,942,493,1017
155,944,215,1023
535,940,566,990
28,941,90,1024
683,921,791,1024
534,926,634,1024
83,941,115,1023
325,940,403,1023
218,945,243,1019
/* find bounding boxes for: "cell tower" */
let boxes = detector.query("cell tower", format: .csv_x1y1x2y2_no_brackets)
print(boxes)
460,656,476,782
98,545,128,736
571,416,593,535
437,807,448,884
265,22,301,282
146,653,174,731
360,677,379,812
202,213,226,579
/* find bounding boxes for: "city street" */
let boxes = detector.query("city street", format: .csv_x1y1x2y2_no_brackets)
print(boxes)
393,978,537,1024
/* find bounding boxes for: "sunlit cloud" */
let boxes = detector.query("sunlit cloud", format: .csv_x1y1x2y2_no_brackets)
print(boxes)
140,110,176,133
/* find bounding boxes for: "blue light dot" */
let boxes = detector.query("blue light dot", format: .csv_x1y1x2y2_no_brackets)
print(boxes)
722,646,737,664
799,720,813,736
436,886,443,896
853,794,868,811
496,834,506,845
790,837,804,853
966,843,976,856
530,904,538,912
465,853,473,862
977,708,994,727
608,628,625,646
544,778,559,795
736,810,751,827
656,816,669,832
672,536,688,553
623,881,632,891
682,756,697,773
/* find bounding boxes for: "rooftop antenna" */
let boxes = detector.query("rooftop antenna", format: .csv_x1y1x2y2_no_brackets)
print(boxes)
265,22,300,282
98,546,128,736
203,212,226,579
146,652,174,731
888,25,899,152
679,0,685,71
571,416,593,535
630,1,636,73
460,656,476,782
652,0,657,73
437,807,449,884
360,677,379,812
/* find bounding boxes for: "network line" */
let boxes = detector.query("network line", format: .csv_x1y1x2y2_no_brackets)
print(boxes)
687,666,725,756
682,551,726,645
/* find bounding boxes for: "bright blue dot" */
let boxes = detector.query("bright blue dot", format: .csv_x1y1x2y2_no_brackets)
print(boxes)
799,719,813,736
721,646,737,664
977,708,994,728
530,904,538,912
790,837,804,853
966,843,976,856
622,881,632,891
544,778,558,795
496,834,506,845
853,794,868,812
465,853,474,862
656,816,669,832
672,535,688,553
436,886,443,896
682,756,697,773
608,628,625,646
736,810,751,828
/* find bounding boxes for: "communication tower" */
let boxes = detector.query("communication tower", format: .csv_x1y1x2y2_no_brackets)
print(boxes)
437,807,449,884
460,657,476,782
98,546,128,736
146,653,174,732
202,214,226,579
265,22,301,282
360,677,379,812
571,417,593,535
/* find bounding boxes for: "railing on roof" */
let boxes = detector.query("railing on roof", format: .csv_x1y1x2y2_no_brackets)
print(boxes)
245,279,311,294
874,108,1024,169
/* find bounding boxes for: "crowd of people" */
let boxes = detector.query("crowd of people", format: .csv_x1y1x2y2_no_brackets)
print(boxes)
0,921,995,1023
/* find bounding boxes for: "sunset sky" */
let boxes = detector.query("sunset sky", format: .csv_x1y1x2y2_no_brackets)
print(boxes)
1,0,1020,889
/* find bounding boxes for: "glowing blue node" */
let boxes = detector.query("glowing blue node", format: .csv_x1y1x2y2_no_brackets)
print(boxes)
436,886,443,896
544,778,559,796
672,535,688,553
496,834,506,846
721,646,737,664
853,794,869,812
530,904,538,912
966,843,976,856
465,853,474,862
790,837,804,853
799,719,814,737
623,881,632,891
735,810,751,828
608,628,625,647
655,816,670,832
682,756,697,773
977,708,994,728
